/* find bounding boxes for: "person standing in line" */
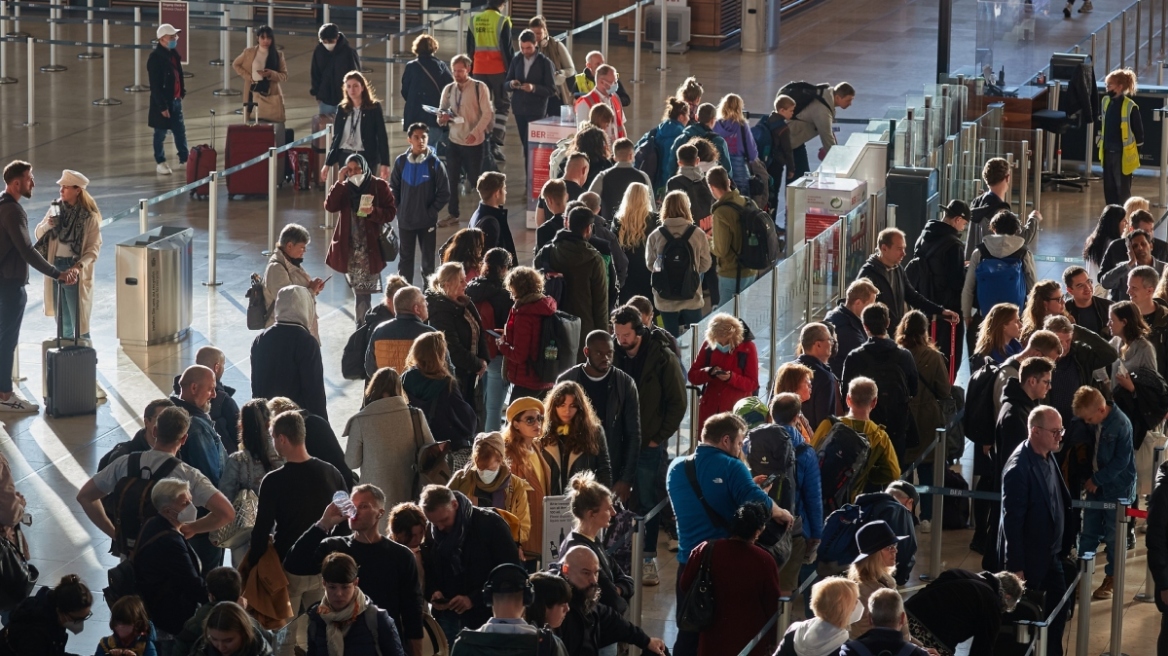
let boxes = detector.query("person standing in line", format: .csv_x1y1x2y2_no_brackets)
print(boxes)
322,72,392,181
310,23,360,115
232,25,288,130
33,170,102,342
909,199,969,365
647,190,712,336
712,94,758,194
1147,449,1168,655
787,82,855,178
1099,68,1143,207
262,223,324,339
438,55,494,228
147,24,187,175
467,248,513,431
862,227,958,332
504,30,556,172
401,34,453,149
466,0,513,163
529,16,575,114
390,124,451,287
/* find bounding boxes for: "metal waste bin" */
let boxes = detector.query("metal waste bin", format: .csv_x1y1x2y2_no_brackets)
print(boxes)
116,227,193,346
885,167,939,254
741,0,780,53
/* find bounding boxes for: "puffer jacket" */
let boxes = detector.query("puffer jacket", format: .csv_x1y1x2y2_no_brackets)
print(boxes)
364,312,436,378
962,233,1037,319
467,274,513,360
425,289,490,399
688,339,759,428
448,463,533,544
251,286,327,419
499,294,558,391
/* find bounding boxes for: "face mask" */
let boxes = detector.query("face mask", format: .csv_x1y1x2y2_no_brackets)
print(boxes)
177,502,197,524
848,598,866,625
323,42,336,51
611,81,620,95
166,39,178,50
479,468,500,484
65,620,85,635
715,343,732,353
698,161,716,174
348,172,366,187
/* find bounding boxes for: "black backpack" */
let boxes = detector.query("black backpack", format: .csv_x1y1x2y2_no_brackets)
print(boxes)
342,322,374,380
450,625,558,656
904,230,962,303
816,417,871,514
942,468,971,530
963,357,1004,449
670,174,715,220
744,424,809,533
777,81,833,116
634,127,659,184
110,453,181,556
651,225,701,301
530,311,582,383
534,245,564,305
721,198,780,272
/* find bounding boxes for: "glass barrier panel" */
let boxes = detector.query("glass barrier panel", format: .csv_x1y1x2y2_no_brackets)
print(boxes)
845,204,870,282
735,266,778,389
774,245,811,368
974,0,1053,91
809,219,843,321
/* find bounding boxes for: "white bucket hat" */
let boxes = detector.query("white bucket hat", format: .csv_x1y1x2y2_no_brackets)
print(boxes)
56,170,89,189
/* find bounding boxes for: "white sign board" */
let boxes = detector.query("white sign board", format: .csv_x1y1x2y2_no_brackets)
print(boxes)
542,494,574,566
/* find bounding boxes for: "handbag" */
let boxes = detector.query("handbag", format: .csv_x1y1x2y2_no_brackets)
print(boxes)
378,224,399,262
677,539,717,632
250,79,271,97
0,530,37,610
210,488,259,549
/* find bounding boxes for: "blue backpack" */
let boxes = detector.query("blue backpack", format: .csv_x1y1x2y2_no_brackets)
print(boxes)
974,243,1027,314
751,116,775,166
817,502,862,574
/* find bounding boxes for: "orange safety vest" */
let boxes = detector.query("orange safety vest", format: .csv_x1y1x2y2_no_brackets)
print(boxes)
575,90,625,140
471,9,509,75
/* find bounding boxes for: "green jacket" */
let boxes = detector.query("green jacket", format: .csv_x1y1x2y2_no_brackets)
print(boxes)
615,329,687,448
539,231,609,360
710,189,758,279
1070,324,1119,393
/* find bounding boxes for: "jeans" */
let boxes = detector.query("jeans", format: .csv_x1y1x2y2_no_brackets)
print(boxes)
718,274,756,305
317,101,338,115
280,571,323,656
660,309,703,337
435,609,464,644
428,124,449,158
445,142,484,217
0,282,27,394
399,226,437,286
1080,502,1119,575
1102,148,1133,206
153,98,189,164
483,355,506,432
636,443,666,558
51,256,82,339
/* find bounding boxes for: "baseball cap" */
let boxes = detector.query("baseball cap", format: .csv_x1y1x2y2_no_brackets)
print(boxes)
943,199,971,221
156,24,181,39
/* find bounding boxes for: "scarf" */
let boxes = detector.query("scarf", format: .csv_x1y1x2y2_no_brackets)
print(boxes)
345,153,372,216
426,489,475,582
316,591,370,656
38,201,89,259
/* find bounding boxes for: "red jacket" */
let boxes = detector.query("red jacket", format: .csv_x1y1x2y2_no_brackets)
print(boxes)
499,296,558,390
687,340,759,428
324,177,397,275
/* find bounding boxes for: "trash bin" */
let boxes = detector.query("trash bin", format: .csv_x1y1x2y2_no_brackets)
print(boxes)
116,227,194,346
741,0,780,53
885,167,939,254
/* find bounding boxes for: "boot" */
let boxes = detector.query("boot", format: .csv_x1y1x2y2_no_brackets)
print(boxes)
1093,575,1114,599
1080,0,1093,11
354,294,371,327
1063,1,1072,17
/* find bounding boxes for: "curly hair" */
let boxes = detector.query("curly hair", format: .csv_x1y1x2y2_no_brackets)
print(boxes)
441,228,484,275
705,313,744,350
573,125,611,162
893,309,933,351
539,381,603,456
505,266,545,300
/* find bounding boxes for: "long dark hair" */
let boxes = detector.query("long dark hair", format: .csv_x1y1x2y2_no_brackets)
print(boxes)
441,228,485,274
255,25,280,70
482,247,512,283
239,399,273,473
539,381,603,456
1083,205,1127,267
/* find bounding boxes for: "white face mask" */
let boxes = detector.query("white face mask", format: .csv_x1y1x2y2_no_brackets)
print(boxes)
698,161,716,174
848,598,866,625
348,173,366,187
177,502,197,524
479,468,500,485
322,42,336,52
65,619,85,635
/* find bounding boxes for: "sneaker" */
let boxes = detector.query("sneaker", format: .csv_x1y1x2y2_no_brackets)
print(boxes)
491,144,506,162
1079,0,1093,11
1092,575,1114,599
642,559,660,587
919,519,932,534
95,383,106,401
438,215,460,228
0,390,38,413
1063,1,1072,17
155,162,172,175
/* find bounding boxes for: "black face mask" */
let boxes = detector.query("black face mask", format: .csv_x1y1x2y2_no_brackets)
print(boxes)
1109,89,1120,98
282,249,304,267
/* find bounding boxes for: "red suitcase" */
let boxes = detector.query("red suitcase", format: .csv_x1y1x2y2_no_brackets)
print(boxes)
225,123,276,198
187,110,217,200
287,147,319,191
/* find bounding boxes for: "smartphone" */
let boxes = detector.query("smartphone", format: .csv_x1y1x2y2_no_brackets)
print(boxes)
485,329,502,339
761,474,778,489
322,275,333,284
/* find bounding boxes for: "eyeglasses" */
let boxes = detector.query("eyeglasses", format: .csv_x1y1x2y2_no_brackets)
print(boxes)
520,415,544,426
1038,426,1066,437
1046,296,1065,303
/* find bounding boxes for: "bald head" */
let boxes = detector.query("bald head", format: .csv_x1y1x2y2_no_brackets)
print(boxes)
562,545,600,591
579,192,601,215
179,365,215,390
178,365,218,412
194,347,225,380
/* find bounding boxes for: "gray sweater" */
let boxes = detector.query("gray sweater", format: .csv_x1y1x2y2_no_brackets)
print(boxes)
0,193,59,283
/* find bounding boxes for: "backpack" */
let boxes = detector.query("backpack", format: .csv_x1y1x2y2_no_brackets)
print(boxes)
530,311,582,383
848,349,911,444
744,424,809,535
720,198,779,272
974,243,1027,315
963,357,1004,449
777,81,833,116
670,174,715,221
603,503,637,577
449,626,559,656
342,322,373,380
309,606,384,656
904,231,962,303
110,453,181,556
245,272,267,330
942,468,971,530
816,418,871,514
534,245,564,305
651,225,701,301
102,528,168,607
408,383,477,452
750,115,775,166
816,502,862,574
410,407,452,498
634,127,660,183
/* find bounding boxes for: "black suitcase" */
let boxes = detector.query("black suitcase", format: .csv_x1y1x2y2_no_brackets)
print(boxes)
45,290,97,418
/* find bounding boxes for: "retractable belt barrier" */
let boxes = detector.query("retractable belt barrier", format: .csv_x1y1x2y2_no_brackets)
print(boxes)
629,496,671,656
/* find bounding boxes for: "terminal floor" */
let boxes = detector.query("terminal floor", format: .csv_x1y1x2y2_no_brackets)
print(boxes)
0,0,1166,650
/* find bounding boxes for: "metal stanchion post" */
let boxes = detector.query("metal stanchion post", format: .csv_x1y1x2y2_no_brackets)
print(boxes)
1036,623,1049,656
601,15,609,60
210,12,224,66
1162,0,1166,58
629,520,645,656
733,291,740,317
1122,10,1128,67
1104,502,1129,656
1160,108,1168,208
921,428,946,581
323,3,330,25
125,7,148,92
689,328,699,454
1076,553,1095,656
387,44,396,120
567,31,573,56
1137,446,1165,602
384,38,390,114
632,1,642,83
769,262,778,393
204,172,222,287
459,2,470,54
265,147,277,255
92,20,121,105
23,37,35,126
1150,0,1155,67
266,0,273,28
213,14,240,97
657,0,667,72
399,0,406,50
777,599,791,638
357,0,372,73
78,0,100,59
1107,21,1113,74
1032,131,1042,213
138,198,148,233
41,0,65,72
0,15,15,84
246,24,253,50
9,0,27,39
1018,141,1029,210
323,125,337,229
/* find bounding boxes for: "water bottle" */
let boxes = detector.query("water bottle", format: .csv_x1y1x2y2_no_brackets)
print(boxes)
332,490,357,518
49,200,61,218
543,340,559,363
653,254,664,272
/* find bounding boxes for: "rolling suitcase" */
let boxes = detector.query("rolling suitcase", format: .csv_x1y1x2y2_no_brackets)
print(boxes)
287,147,318,191
45,290,97,418
187,111,218,200
225,121,276,198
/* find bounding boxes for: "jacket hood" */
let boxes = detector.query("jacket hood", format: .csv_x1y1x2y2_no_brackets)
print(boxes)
424,288,469,310
861,336,901,354
792,618,850,656
1001,376,1032,408
516,295,557,316
979,233,1027,257
920,218,960,243
274,285,316,329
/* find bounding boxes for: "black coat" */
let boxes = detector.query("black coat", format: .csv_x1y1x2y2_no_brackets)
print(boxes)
857,254,944,332
401,54,454,129
558,579,651,656
503,52,556,119
325,103,391,171
559,531,633,615
147,45,185,129
540,426,613,494
902,569,1004,656
911,219,966,313
996,377,1037,470
135,515,210,635
824,301,866,379
250,322,328,420
998,439,1071,583
618,215,659,305
310,34,361,107
0,588,72,656
558,364,642,485
797,354,837,432
1147,459,1168,611
466,275,513,335
424,289,490,400
468,202,519,264
840,628,929,656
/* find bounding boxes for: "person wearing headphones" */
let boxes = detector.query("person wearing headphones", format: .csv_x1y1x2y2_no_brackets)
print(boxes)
449,564,569,655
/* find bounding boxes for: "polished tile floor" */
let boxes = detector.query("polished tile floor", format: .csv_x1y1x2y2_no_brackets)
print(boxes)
1,0,1166,650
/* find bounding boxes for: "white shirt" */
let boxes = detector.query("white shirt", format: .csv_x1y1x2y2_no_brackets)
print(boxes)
93,449,220,507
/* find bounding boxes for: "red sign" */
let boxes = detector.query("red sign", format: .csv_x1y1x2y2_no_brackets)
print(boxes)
159,1,190,65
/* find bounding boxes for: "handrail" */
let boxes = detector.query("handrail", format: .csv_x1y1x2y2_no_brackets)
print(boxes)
552,0,653,42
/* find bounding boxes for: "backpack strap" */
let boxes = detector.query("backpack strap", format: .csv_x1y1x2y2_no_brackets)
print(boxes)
684,456,730,530
976,243,992,261
841,640,875,656
364,606,382,656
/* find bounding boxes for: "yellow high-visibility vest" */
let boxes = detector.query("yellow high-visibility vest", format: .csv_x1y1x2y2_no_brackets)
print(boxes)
1099,95,1140,175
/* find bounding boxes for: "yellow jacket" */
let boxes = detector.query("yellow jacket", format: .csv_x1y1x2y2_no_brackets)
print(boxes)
448,464,534,545
812,417,901,501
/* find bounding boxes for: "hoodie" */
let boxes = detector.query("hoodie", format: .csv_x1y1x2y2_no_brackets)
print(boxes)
713,118,758,161
910,219,966,312
964,189,1010,260
310,34,360,107
996,376,1038,468
777,617,850,656
961,233,1036,319
251,286,328,419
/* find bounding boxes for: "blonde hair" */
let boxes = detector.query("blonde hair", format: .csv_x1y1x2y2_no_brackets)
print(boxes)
1105,68,1138,94
717,93,746,125
848,554,896,589
77,188,99,214
616,183,655,249
705,313,745,350
567,471,612,526
660,190,693,224
809,578,860,630
429,262,465,295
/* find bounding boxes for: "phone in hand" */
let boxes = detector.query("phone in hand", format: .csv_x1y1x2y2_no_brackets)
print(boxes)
761,474,778,489
484,328,502,339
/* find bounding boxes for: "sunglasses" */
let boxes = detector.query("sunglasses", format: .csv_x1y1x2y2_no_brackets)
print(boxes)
519,414,544,426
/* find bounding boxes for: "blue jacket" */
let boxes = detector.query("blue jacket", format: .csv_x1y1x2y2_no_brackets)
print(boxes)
664,123,733,182
652,118,687,188
998,439,1071,582
1091,405,1137,501
785,425,824,540
389,148,451,231
855,492,917,585
796,354,838,432
666,444,773,564
169,395,226,487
